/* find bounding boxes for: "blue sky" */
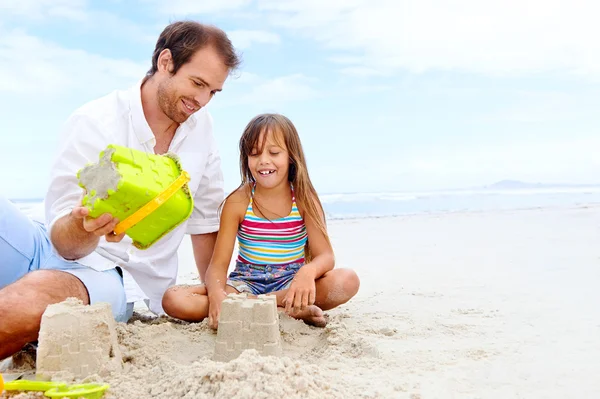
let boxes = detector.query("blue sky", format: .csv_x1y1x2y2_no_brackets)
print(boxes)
1,0,598,199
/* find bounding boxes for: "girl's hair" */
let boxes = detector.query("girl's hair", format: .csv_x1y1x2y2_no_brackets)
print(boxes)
225,113,330,261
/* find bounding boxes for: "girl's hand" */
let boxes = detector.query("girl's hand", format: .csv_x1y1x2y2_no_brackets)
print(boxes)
207,289,228,330
284,267,316,314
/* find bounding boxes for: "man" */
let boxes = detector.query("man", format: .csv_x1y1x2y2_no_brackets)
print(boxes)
0,21,241,359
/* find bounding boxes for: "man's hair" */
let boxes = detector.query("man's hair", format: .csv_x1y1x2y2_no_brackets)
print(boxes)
148,20,241,76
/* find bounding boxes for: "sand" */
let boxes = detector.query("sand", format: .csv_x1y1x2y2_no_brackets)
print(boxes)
77,147,120,206
2,204,599,398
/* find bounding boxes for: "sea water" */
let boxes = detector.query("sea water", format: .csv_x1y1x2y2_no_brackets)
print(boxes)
14,186,600,220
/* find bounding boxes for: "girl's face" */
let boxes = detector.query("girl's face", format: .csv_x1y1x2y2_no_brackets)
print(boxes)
248,129,290,190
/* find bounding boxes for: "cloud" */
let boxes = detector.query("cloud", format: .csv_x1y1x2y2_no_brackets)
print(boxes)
252,0,600,79
339,66,390,77
154,0,600,79
0,0,87,20
227,30,281,49
151,0,253,15
353,84,393,94
404,136,600,180
477,90,584,123
328,55,364,65
81,11,158,44
218,72,319,107
0,1,157,45
0,29,147,97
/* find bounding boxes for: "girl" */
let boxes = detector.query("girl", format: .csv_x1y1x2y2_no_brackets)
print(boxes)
162,113,360,328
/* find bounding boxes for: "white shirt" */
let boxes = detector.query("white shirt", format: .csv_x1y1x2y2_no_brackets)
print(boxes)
44,80,224,315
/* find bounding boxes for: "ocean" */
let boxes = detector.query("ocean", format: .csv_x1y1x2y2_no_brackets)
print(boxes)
13,186,600,220
320,186,600,219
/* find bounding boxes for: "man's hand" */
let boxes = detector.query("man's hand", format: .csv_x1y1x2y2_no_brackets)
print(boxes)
283,266,317,314
207,288,228,330
70,206,125,243
52,204,124,260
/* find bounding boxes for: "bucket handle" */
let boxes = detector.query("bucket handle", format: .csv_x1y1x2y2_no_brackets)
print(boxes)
114,171,191,235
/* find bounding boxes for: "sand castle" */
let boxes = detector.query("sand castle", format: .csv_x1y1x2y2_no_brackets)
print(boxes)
36,298,123,380
213,293,282,362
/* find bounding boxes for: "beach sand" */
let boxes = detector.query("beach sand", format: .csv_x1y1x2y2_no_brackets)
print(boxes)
2,204,599,398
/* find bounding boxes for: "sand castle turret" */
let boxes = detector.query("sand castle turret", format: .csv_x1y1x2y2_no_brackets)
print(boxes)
36,298,123,380
213,293,282,362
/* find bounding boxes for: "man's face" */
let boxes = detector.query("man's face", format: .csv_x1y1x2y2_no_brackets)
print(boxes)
157,45,229,123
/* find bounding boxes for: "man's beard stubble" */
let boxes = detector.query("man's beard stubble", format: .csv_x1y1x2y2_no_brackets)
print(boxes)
157,78,188,124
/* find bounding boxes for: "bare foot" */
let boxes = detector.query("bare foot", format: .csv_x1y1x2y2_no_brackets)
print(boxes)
289,305,328,327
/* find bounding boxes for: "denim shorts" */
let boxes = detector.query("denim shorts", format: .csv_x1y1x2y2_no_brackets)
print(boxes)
226,261,304,295
0,196,129,322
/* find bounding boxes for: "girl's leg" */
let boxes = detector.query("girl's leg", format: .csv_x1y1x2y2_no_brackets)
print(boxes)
313,267,360,310
161,284,239,322
272,267,360,327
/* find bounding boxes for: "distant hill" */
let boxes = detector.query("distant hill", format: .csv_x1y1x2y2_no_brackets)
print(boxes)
484,180,600,189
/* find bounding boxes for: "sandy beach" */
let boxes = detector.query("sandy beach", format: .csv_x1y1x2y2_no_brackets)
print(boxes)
2,204,599,398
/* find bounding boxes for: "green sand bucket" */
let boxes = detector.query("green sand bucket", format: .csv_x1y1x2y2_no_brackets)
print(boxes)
77,144,194,249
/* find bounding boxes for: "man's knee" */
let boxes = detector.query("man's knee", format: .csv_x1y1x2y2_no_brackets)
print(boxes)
0,270,90,340
0,270,88,357
1,270,89,315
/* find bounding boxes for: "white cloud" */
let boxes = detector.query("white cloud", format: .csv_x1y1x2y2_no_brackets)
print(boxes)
339,66,389,77
253,0,600,79
83,11,158,43
219,72,319,107
153,0,252,15
227,30,280,49
0,0,87,20
353,84,393,94
0,30,147,96
328,55,364,65
0,2,156,44
402,136,600,184
151,0,600,79
477,90,583,123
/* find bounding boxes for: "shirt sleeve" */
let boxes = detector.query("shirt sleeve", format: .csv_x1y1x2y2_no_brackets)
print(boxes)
185,134,225,235
45,113,111,236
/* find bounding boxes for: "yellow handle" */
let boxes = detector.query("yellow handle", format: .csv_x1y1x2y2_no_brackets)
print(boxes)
114,171,190,235
0,374,66,392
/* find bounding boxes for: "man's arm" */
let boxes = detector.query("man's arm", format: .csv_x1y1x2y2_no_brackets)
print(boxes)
45,113,122,260
191,232,218,282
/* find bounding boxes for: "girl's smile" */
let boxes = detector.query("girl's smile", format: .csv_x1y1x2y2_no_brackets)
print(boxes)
249,130,289,189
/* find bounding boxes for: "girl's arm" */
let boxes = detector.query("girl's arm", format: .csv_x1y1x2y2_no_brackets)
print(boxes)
284,196,335,313
205,186,249,328
300,197,335,280
205,187,248,296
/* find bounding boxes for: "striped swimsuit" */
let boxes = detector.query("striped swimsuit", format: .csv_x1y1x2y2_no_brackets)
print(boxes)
226,184,308,295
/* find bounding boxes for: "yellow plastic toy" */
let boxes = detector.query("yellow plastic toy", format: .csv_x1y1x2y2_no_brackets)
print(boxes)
0,374,109,398
77,144,194,249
